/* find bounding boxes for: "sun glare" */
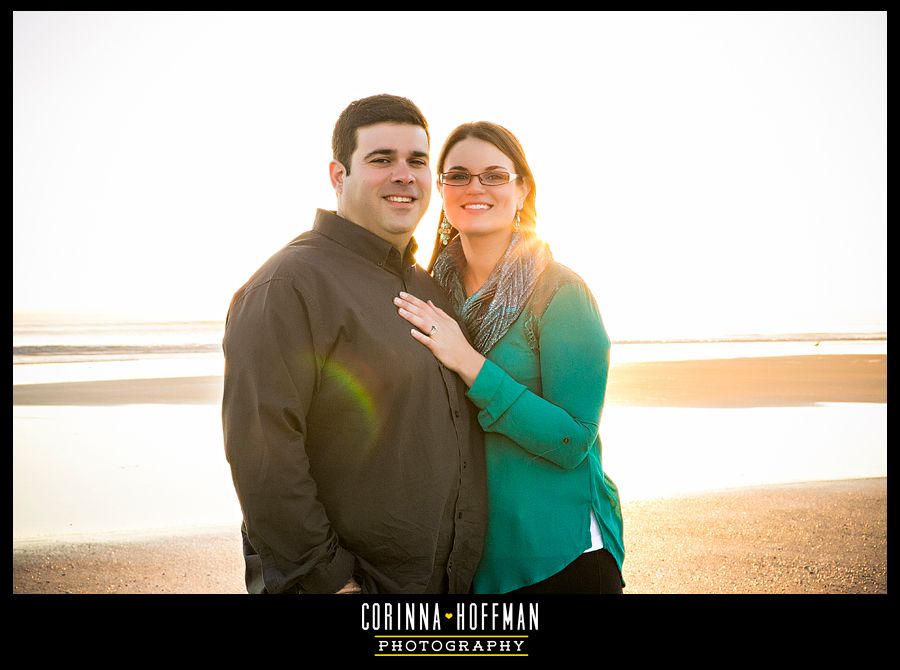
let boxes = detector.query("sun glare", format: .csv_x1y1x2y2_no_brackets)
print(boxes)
13,12,886,340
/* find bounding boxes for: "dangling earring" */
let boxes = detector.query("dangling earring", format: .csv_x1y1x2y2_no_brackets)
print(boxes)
439,214,452,246
514,210,521,233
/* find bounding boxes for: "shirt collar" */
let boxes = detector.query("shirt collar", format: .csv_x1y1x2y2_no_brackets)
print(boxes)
313,209,418,272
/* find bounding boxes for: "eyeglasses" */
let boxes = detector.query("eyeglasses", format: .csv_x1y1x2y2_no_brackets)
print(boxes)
439,170,521,186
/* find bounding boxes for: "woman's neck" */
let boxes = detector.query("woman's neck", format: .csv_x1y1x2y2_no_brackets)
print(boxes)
459,230,514,296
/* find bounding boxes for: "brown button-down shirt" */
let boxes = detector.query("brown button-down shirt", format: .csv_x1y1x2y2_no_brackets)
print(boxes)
222,209,487,594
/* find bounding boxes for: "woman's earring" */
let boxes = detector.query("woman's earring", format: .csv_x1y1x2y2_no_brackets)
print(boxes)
440,214,452,246
514,210,521,233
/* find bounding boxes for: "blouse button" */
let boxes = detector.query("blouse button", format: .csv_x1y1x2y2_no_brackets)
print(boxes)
562,437,570,444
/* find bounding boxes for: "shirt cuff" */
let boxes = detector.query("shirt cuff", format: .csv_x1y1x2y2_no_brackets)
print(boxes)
296,543,357,594
466,358,527,427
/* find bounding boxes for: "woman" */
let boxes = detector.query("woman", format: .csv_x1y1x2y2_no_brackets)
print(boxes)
393,121,625,594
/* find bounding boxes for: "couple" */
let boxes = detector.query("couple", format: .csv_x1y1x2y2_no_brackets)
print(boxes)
222,94,625,595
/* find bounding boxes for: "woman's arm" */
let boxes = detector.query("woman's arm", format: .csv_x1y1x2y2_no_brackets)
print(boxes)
393,292,486,386
395,282,609,471
466,281,609,470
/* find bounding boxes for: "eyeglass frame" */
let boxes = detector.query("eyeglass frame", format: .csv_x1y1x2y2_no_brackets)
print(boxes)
439,170,523,186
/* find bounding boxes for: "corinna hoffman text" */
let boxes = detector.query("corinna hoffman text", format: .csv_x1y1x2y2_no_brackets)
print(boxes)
361,601,539,632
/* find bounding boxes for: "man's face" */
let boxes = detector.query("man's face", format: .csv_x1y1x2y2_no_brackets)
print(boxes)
332,123,431,249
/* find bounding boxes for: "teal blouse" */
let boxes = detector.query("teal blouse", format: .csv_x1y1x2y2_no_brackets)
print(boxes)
466,261,625,594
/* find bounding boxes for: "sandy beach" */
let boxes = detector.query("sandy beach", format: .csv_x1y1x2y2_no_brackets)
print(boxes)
13,353,887,594
11,354,888,407
13,477,886,594
606,354,886,407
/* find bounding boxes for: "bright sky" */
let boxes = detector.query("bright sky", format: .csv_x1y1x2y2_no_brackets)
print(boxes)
13,11,886,339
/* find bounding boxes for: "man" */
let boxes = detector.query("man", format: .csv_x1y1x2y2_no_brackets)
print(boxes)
222,94,487,594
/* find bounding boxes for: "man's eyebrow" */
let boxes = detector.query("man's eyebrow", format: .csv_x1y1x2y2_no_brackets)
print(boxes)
363,149,429,161
363,149,397,160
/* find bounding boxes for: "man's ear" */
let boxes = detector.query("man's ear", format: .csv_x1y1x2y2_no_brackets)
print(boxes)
329,160,347,194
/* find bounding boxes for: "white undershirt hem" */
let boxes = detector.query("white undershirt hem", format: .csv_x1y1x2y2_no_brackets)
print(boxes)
584,509,604,552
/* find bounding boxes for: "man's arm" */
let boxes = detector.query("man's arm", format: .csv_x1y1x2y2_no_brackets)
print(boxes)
223,276,357,593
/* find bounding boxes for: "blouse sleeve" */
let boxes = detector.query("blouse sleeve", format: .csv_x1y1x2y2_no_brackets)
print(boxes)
466,280,610,471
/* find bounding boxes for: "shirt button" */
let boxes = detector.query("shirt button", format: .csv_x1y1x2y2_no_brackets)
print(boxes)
562,437,571,444
454,410,460,418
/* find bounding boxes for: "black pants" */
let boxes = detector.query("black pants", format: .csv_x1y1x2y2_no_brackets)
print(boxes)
511,549,624,594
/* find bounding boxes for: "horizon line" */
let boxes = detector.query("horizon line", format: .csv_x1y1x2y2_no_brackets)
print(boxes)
11,311,888,344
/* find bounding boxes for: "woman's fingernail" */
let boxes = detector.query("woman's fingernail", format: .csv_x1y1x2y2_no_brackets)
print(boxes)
399,292,408,298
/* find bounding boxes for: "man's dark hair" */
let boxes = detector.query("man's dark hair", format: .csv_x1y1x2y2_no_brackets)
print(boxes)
332,94,429,175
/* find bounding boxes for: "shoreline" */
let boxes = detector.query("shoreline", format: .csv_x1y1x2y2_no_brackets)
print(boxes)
9,475,882,549
12,354,888,407
13,477,887,594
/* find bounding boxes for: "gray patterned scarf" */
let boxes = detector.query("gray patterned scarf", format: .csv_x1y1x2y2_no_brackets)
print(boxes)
433,232,553,355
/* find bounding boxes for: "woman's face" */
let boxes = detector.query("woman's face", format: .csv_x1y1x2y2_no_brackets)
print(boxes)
438,137,529,240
